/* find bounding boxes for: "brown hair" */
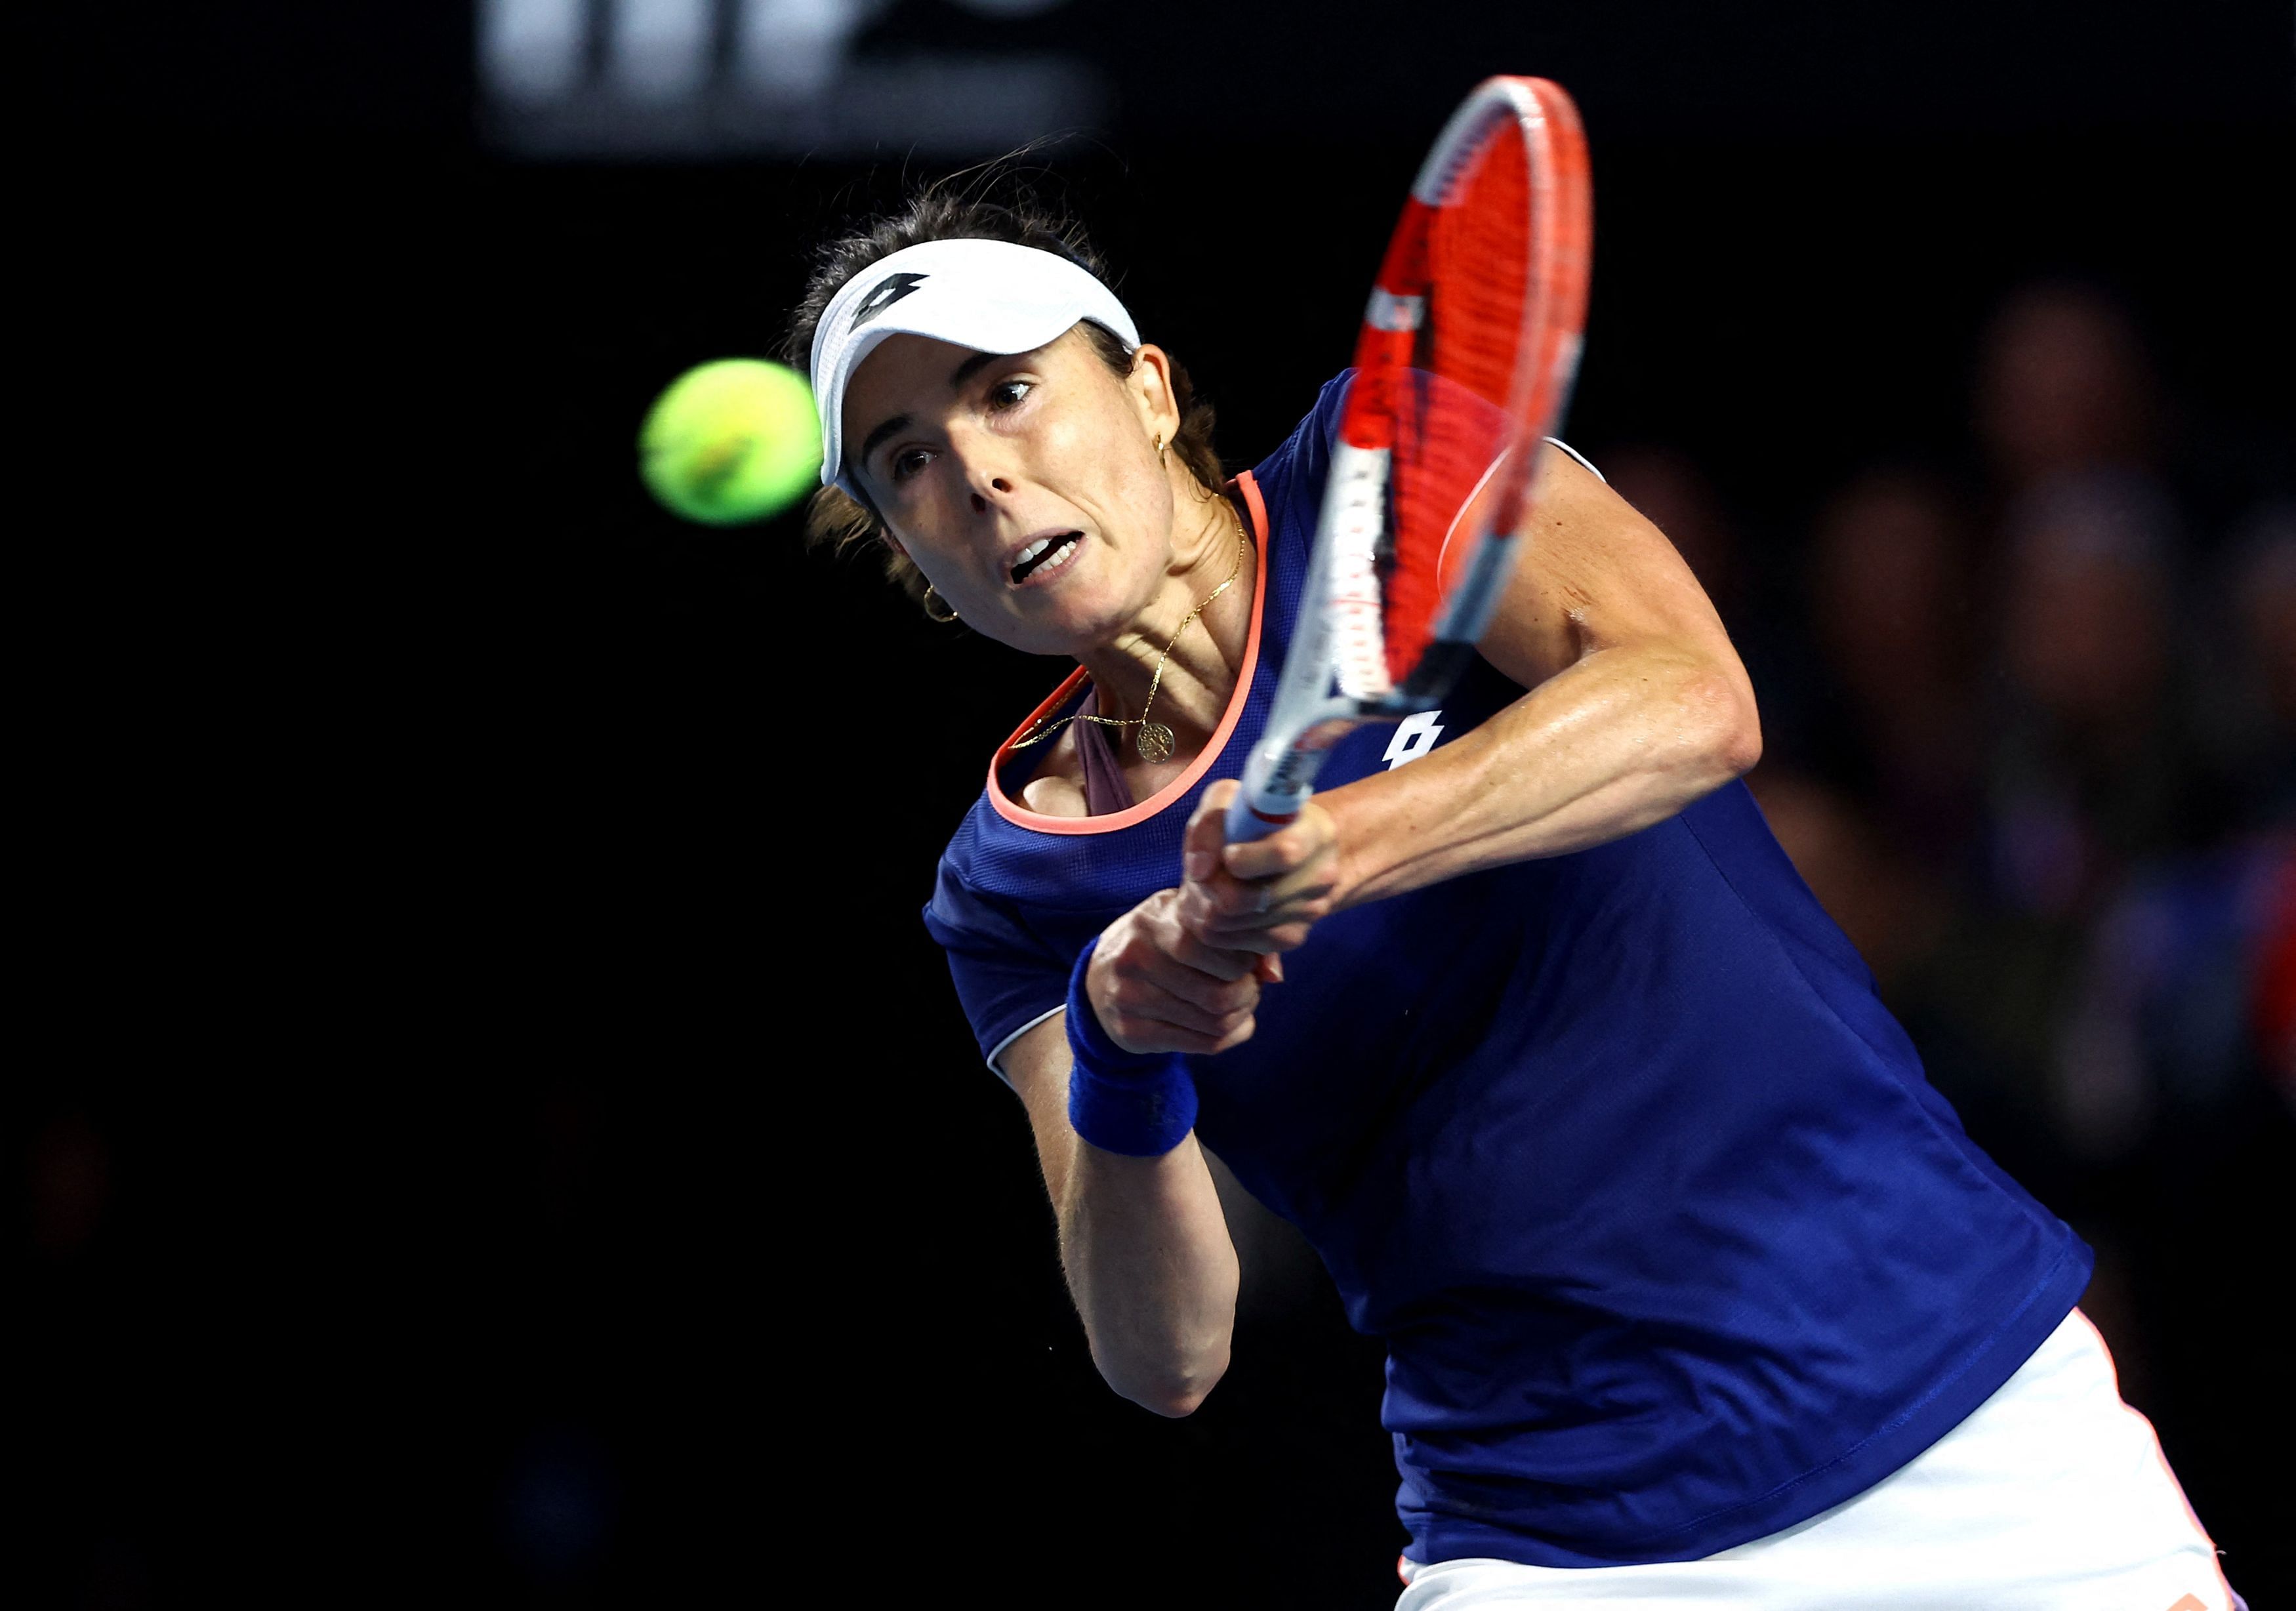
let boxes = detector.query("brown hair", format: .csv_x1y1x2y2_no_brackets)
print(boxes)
784,182,1222,613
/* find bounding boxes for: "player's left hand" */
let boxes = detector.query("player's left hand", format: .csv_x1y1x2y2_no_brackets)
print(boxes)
1178,779,1342,956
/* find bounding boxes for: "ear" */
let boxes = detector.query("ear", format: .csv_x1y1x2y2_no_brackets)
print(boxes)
1126,343,1183,446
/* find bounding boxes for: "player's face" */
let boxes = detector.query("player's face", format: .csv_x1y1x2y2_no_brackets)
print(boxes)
844,328,1177,655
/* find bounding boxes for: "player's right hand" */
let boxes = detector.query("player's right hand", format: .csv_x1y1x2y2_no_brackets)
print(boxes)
1086,889,1265,1057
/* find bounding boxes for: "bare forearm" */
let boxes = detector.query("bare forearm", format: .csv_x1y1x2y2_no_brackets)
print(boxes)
1056,1133,1238,1416
1008,1018,1239,1417
1328,644,1759,908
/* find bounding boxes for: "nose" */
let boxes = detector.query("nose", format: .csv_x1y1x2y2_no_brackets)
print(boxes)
948,426,1017,515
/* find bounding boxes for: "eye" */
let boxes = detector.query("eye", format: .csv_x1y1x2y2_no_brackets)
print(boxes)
987,378,1035,409
890,447,933,483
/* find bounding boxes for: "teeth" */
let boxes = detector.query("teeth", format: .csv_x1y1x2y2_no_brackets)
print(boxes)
1012,534,1081,584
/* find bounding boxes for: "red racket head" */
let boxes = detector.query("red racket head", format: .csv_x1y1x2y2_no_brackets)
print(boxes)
1338,77,1592,693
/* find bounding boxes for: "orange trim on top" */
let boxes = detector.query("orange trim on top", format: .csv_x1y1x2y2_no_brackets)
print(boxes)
984,472,1271,836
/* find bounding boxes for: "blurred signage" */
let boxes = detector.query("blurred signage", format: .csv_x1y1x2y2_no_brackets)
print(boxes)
480,0,1107,157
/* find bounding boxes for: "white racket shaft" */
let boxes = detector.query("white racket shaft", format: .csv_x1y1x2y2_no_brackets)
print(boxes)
1225,439,1391,842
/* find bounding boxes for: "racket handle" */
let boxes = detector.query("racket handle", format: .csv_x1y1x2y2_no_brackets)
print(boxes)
1225,735,1334,842
1224,788,1296,843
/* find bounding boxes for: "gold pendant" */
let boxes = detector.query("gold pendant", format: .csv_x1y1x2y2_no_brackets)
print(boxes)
1136,722,1176,764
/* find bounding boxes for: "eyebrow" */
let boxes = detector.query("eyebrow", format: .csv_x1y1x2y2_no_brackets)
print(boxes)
856,411,911,476
855,350,1007,477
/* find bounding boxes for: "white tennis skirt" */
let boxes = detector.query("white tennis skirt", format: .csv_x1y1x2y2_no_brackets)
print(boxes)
1396,1311,2244,1611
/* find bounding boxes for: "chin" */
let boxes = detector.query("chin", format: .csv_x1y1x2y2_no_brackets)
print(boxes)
994,607,1104,663
1003,578,1121,649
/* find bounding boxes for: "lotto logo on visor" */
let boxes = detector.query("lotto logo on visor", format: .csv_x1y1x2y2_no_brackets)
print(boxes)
850,272,928,329
809,238,1141,500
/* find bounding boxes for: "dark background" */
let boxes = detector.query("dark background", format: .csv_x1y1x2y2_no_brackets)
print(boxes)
19,1,2293,1604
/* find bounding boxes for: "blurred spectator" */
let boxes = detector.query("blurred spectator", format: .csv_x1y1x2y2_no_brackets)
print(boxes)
2234,514,2296,747
1806,468,1983,873
1748,769,1948,998
2194,504,2296,828
1987,470,2209,919
1974,281,2158,494
1746,765,2013,1135
2051,838,2289,1160
1602,445,1746,624
1605,442,1823,758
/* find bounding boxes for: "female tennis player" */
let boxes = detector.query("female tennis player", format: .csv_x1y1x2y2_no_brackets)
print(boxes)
786,190,2242,1609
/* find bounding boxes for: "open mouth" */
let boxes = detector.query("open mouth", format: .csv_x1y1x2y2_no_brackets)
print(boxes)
1010,531,1083,586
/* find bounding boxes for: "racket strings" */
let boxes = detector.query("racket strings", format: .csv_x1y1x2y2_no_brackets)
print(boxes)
1383,127,1535,683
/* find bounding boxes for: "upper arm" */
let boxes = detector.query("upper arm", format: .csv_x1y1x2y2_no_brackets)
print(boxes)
1474,444,1754,715
1002,1011,1081,1211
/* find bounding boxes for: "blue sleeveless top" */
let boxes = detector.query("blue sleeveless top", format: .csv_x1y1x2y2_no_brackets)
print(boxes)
923,376,2090,1567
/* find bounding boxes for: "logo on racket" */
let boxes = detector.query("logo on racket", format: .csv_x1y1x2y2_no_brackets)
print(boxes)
850,272,930,329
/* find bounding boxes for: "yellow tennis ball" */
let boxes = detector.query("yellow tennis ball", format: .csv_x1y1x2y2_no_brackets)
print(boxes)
638,359,823,526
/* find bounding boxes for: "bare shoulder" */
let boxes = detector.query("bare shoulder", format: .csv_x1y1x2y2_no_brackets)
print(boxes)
1476,443,1741,687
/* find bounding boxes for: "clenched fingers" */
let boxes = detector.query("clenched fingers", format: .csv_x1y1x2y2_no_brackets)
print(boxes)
1178,788,1342,950
1091,977,1259,1054
1086,889,1265,1055
1179,859,1338,944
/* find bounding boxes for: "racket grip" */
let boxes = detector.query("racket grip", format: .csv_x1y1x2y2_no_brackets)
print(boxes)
1224,735,1327,842
1223,788,1296,843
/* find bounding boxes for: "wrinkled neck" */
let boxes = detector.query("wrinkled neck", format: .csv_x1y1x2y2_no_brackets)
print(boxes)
1075,487,1254,750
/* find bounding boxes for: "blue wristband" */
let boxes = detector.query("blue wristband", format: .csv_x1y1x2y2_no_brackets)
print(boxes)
1064,937,1198,1158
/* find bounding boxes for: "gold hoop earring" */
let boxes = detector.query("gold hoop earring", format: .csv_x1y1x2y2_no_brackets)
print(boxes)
1155,434,1168,468
922,583,959,624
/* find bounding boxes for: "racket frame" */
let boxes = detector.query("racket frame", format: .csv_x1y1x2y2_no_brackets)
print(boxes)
1226,75,1590,842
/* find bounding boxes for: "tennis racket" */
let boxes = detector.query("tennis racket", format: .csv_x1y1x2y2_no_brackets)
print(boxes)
1225,75,1592,842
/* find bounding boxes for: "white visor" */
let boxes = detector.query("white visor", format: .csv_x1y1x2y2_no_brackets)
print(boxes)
809,238,1140,500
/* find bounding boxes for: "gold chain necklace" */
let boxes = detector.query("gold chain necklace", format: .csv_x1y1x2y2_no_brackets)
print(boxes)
1010,497,1251,765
